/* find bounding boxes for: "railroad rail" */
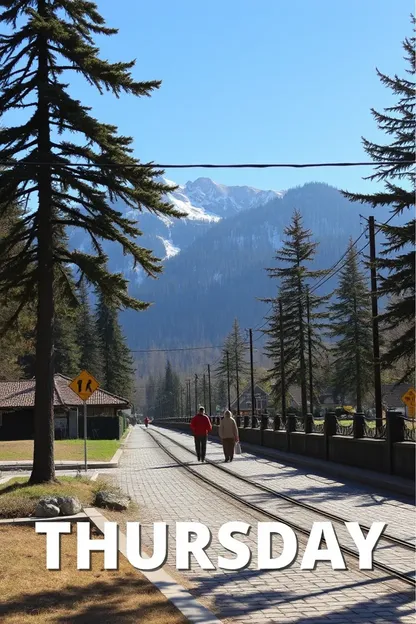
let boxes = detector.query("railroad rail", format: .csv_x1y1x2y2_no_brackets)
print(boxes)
146,427,416,588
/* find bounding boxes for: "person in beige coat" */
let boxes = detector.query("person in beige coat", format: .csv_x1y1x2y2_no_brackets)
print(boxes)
219,409,239,462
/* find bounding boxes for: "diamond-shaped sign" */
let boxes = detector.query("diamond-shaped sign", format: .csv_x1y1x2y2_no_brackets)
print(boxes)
401,388,415,418
69,370,100,401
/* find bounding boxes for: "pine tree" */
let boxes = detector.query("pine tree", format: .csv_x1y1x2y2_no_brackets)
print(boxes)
263,210,329,415
327,241,373,411
343,20,415,383
54,306,81,377
216,319,249,391
0,1,182,482
163,361,177,418
215,377,227,412
0,204,35,380
77,281,102,379
96,292,135,399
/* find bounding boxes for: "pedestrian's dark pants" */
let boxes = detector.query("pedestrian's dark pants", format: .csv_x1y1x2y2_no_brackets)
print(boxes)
194,435,207,461
222,438,235,461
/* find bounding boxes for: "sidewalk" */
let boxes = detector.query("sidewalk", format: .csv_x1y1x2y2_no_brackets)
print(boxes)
114,426,415,624
161,424,415,498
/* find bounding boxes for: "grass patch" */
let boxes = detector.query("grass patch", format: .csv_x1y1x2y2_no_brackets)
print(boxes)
0,476,125,519
0,524,188,624
0,439,120,462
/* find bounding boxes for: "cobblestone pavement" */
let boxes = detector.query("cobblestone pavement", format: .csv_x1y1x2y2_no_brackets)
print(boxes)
147,428,415,578
153,427,415,543
116,426,415,624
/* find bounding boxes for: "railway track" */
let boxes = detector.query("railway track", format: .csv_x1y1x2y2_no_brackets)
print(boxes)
146,427,416,588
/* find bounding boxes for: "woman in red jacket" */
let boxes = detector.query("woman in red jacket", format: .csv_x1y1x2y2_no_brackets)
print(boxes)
190,406,212,462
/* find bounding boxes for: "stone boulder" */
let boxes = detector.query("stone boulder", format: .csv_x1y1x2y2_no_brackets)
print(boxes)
56,496,82,516
35,499,60,518
94,490,130,511
34,496,82,518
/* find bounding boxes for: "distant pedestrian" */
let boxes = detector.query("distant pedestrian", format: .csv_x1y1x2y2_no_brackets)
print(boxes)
190,406,212,462
144,417,149,428
219,409,239,462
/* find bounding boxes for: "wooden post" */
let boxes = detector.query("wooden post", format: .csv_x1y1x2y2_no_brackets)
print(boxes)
207,365,212,417
279,300,286,424
249,329,256,427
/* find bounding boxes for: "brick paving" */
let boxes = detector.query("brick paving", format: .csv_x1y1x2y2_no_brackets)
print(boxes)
115,427,415,623
155,427,415,544
147,428,415,578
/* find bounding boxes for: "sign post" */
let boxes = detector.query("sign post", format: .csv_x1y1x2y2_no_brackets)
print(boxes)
69,370,100,472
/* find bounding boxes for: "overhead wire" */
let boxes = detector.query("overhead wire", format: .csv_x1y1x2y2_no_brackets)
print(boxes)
0,159,413,169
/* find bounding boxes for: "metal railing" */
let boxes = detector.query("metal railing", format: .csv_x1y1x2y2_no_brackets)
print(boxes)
156,410,415,445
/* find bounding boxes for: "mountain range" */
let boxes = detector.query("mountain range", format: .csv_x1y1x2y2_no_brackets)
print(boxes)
70,177,392,362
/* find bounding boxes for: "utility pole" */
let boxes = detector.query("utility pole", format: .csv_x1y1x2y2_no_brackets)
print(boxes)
180,386,184,418
306,288,314,415
194,374,198,413
249,329,256,423
279,300,286,422
226,351,231,409
203,374,206,409
235,344,240,416
207,365,212,417
369,216,382,429
187,379,192,418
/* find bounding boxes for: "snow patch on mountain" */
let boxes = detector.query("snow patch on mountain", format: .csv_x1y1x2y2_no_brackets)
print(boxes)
182,177,284,216
157,236,181,260
165,188,221,224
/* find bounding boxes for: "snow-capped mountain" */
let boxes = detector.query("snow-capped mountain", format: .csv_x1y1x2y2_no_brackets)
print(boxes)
70,177,283,277
172,177,283,218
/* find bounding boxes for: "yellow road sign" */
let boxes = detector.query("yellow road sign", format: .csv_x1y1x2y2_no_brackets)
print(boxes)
401,388,415,418
69,370,100,401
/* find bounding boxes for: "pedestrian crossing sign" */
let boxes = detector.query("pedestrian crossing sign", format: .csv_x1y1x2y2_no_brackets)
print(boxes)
69,370,100,401
401,388,415,418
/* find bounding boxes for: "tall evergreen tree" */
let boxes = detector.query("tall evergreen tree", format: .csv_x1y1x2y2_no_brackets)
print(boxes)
0,203,35,380
343,20,415,383
263,210,328,415
327,241,373,411
216,319,249,389
163,361,177,418
215,377,227,411
54,305,81,377
0,1,182,482
76,281,102,379
96,292,135,399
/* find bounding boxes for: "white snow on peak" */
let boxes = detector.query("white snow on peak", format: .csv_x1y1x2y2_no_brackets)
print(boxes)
163,184,221,224
181,177,284,216
157,236,181,260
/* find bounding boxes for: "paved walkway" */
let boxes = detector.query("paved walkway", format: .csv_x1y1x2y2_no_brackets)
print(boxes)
114,426,415,624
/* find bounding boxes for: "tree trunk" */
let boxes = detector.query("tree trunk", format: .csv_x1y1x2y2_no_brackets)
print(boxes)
30,1,56,484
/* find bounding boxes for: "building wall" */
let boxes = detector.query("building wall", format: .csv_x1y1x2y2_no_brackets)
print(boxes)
0,410,34,441
0,407,125,441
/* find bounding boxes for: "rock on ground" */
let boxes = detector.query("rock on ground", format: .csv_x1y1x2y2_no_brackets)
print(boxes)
34,499,61,518
34,496,82,517
94,490,130,511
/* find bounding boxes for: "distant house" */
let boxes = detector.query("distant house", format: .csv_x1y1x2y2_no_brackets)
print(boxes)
230,384,269,414
0,373,130,441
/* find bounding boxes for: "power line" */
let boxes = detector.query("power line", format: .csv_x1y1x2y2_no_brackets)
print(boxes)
131,345,223,353
0,159,413,170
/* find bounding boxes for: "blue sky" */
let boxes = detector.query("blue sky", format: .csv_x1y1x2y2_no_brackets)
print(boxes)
9,0,415,194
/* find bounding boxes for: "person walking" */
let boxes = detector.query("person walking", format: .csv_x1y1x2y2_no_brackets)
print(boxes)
219,409,239,462
144,417,149,428
190,406,212,462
